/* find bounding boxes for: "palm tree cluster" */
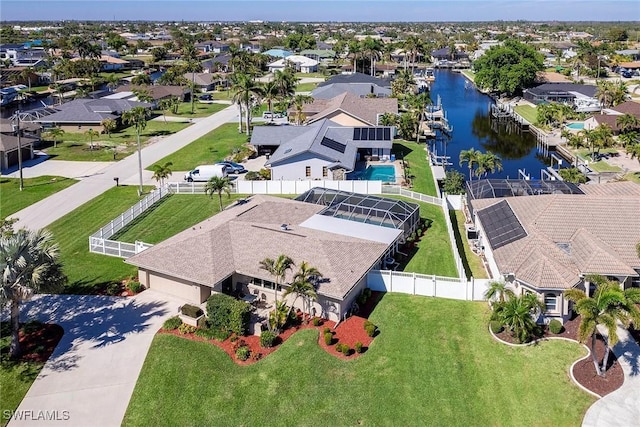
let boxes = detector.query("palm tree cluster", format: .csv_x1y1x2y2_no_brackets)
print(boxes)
459,148,503,181
565,275,640,377
485,281,544,344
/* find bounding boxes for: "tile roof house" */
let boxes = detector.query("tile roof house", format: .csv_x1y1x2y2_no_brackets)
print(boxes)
298,91,398,127
249,119,395,180
126,192,416,321
470,181,640,323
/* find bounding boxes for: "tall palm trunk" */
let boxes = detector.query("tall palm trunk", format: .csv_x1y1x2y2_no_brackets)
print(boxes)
10,299,21,359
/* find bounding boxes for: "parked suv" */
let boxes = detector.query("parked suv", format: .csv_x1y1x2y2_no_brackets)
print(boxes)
262,111,282,119
216,161,247,174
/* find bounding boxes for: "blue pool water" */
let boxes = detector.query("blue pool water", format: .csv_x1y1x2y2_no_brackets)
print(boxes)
566,122,585,130
349,165,396,182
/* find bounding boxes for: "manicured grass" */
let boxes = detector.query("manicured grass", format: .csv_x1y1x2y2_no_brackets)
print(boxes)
114,194,245,244
392,197,457,277
42,122,190,162
47,185,152,294
124,294,593,427
514,104,538,125
1,176,77,219
393,140,438,197
451,209,488,279
151,123,249,171
295,82,318,92
162,101,227,118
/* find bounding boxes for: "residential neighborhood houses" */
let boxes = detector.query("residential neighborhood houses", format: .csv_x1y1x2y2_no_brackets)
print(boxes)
1,14,640,427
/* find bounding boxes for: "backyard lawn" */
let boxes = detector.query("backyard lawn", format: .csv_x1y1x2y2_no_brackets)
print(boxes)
124,294,593,427
151,123,249,171
514,105,538,125
0,176,77,219
392,140,438,197
41,121,190,162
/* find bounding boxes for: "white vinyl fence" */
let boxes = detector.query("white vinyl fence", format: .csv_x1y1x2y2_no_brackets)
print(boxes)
368,270,489,301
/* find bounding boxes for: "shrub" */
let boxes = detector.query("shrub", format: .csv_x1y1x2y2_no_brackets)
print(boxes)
206,293,251,336
260,330,277,348
178,323,196,334
106,282,121,296
181,304,204,319
489,320,504,334
355,341,363,353
163,316,182,330
548,319,564,334
324,332,333,345
312,317,321,327
235,345,251,361
365,323,377,337
323,327,331,334
126,280,144,294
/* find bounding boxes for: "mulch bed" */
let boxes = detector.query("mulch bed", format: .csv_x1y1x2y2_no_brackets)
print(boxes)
1,322,64,363
160,291,384,365
493,315,624,396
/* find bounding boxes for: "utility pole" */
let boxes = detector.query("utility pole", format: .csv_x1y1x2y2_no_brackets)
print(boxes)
14,110,24,191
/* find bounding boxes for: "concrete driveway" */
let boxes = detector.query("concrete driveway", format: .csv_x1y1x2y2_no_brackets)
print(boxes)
4,290,183,427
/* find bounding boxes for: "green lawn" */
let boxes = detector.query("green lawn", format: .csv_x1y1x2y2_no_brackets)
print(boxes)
514,105,538,125
124,294,593,427
451,210,488,279
151,123,249,171
393,140,438,197
47,185,152,294
162,101,228,118
42,122,190,162
114,194,245,244
295,82,318,92
1,176,77,219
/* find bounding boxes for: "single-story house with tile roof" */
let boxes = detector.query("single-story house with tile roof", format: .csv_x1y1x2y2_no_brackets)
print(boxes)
126,190,419,321
469,181,640,324
311,73,392,99
34,98,152,132
268,55,319,74
250,119,395,180
300,91,398,126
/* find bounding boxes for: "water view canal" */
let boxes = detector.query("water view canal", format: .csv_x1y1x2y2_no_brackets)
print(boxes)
429,70,550,180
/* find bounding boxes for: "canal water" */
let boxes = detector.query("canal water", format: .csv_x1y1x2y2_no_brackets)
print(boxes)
429,70,550,180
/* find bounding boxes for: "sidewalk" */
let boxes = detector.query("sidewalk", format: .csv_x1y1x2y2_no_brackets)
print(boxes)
582,325,640,427
9,105,237,231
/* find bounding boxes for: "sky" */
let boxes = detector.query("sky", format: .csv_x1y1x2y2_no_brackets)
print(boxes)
1,0,638,22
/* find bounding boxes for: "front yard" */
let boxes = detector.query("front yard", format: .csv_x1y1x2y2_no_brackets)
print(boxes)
124,293,593,426
0,176,77,219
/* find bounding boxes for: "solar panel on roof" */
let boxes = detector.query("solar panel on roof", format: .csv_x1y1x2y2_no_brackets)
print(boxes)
476,200,527,250
320,137,346,153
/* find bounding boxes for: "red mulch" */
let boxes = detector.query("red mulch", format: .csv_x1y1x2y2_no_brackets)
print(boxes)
6,323,64,363
160,291,384,365
493,315,624,396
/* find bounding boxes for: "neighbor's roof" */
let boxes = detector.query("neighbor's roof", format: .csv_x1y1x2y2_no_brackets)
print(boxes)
126,195,390,300
35,99,152,124
305,91,398,126
471,182,640,290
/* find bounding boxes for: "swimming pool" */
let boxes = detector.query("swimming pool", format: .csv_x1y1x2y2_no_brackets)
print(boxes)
349,165,396,182
566,122,584,130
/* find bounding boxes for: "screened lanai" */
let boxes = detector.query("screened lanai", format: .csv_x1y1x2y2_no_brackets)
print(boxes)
467,179,584,200
296,187,420,236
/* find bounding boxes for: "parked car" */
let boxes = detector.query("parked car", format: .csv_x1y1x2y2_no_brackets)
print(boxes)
184,164,227,182
199,94,212,101
262,111,282,119
216,161,247,174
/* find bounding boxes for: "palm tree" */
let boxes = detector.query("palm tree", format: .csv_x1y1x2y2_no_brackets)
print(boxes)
122,106,150,195
565,275,640,377
484,281,514,304
151,161,173,187
498,293,544,343
262,80,280,122
259,254,295,313
459,148,481,181
84,128,99,150
1,228,66,359
283,261,322,319
204,176,232,211
292,94,313,125
231,72,264,135
43,127,65,149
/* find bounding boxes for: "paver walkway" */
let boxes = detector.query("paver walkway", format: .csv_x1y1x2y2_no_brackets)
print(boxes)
4,290,183,427
9,105,237,231
582,325,640,427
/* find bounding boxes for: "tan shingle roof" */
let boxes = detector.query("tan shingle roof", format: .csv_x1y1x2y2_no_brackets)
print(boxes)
126,195,388,299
